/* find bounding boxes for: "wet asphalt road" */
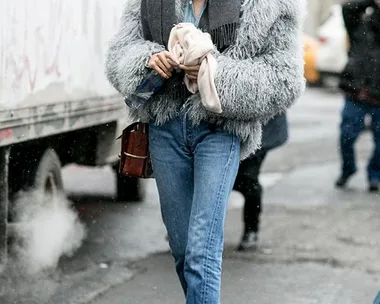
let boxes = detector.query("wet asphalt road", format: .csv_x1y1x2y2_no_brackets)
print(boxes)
1,86,380,303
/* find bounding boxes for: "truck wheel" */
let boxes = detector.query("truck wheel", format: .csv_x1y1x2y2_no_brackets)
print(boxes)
27,149,64,197
7,148,64,244
115,172,145,202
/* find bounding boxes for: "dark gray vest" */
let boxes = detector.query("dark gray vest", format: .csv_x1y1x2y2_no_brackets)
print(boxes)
141,0,241,51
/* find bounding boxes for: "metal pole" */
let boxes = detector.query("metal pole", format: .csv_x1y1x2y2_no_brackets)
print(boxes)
0,147,10,270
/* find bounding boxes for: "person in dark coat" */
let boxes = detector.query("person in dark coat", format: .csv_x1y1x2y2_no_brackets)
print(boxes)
337,0,380,191
234,114,288,251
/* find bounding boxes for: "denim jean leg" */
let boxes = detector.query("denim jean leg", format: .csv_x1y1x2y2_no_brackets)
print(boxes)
184,128,240,304
339,98,366,177
149,118,194,294
368,107,380,182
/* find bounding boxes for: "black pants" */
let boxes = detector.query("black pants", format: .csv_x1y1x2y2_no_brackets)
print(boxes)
233,151,267,233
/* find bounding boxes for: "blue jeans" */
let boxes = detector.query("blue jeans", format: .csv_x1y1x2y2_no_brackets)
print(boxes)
374,291,380,304
339,97,380,182
149,112,240,304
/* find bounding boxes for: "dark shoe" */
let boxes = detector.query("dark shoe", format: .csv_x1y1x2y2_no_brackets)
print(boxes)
237,231,259,252
335,172,355,188
369,181,379,192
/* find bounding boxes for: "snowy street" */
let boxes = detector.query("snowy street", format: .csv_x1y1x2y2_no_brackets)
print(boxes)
1,87,379,304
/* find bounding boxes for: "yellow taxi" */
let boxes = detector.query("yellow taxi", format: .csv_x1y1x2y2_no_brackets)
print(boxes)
304,4,349,85
304,35,321,85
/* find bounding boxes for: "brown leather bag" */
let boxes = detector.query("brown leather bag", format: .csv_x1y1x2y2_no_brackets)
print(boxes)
118,122,153,178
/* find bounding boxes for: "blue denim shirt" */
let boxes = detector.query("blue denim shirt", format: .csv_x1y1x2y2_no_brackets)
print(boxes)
184,1,207,26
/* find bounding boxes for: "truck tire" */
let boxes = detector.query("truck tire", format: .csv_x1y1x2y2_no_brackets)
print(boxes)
115,172,145,202
7,149,64,245
28,148,64,197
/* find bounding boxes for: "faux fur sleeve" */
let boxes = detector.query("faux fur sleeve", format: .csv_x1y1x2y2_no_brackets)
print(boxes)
105,0,165,97
212,6,305,121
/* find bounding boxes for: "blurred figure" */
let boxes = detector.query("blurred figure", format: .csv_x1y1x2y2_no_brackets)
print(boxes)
234,114,288,251
337,0,380,191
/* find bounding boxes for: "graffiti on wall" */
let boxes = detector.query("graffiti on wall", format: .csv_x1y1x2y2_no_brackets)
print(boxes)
0,0,125,106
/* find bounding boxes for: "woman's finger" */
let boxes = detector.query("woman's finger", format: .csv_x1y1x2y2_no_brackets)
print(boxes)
179,64,201,71
167,58,179,68
158,53,173,72
150,62,170,79
153,55,173,77
155,59,172,77
150,53,171,74
186,70,198,77
164,51,180,66
186,74,198,81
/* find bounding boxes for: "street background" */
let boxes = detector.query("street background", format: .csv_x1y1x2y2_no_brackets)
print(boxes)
1,0,380,302
1,86,379,304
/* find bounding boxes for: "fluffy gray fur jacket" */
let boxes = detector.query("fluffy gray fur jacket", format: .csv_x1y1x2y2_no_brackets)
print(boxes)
105,0,306,159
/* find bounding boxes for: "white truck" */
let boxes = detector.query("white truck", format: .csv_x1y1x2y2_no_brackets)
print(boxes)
0,0,142,267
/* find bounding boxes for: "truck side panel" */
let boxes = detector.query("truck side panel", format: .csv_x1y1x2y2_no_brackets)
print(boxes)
0,0,125,107
0,96,126,147
0,0,129,158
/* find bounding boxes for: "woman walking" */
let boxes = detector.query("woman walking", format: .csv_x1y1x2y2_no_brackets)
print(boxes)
234,114,288,252
106,0,305,303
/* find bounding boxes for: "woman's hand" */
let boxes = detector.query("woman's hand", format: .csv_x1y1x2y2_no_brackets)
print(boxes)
180,64,201,83
148,51,179,79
